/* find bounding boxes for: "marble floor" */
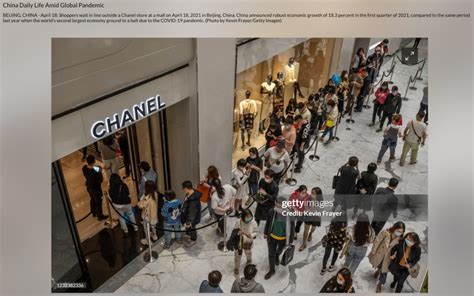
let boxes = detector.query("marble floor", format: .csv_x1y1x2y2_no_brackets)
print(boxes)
98,40,429,293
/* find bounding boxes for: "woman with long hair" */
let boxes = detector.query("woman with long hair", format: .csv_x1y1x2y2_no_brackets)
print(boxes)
369,221,406,293
288,185,310,250
321,213,348,275
320,267,355,293
388,232,422,293
343,213,374,274
108,173,138,236
137,180,158,245
201,165,221,222
210,178,236,236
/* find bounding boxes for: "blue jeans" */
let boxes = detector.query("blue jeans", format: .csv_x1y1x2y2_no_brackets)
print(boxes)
343,242,368,274
114,203,137,232
377,138,397,162
321,126,334,141
378,272,388,285
164,222,182,246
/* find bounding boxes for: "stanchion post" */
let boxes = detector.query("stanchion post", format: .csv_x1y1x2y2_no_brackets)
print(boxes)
388,61,396,84
223,214,228,252
103,192,115,228
332,113,341,142
309,129,320,161
402,75,412,101
416,59,425,81
285,156,297,186
143,216,158,263
409,68,420,90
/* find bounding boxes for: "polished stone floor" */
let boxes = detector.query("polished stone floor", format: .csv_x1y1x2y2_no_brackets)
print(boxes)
97,40,429,293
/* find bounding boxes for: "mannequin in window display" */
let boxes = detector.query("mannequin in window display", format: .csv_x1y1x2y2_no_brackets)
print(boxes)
259,75,276,133
273,72,285,112
283,57,305,101
239,90,258,150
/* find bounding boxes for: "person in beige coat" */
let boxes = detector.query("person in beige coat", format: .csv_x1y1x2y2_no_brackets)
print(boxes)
368,221,406,293
138,180,158,245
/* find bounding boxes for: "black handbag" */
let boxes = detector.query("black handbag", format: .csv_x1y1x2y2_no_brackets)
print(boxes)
332,166,344,189
281,244,295,266
332,175,340,189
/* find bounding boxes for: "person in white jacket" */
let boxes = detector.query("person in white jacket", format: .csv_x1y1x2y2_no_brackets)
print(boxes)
232,159,250,215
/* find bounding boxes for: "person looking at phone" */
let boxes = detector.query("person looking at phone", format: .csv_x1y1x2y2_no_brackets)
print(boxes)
82,155,108,221
263,140,290,184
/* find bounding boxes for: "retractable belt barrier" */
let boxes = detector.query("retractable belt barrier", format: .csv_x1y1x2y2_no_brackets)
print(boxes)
74,211,92,223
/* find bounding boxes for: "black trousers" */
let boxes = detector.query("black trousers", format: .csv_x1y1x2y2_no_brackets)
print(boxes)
292,81,304,98
122,150,131,176
214,213,224,234
392,268,410,293
295,145,305,169
379,112,393,129
186,223,197,241
267,236,286,271
419,103,428,123
371,220,387,236
87,187,104,217
372,102,384,124
355,94,365,111
322,246,339,269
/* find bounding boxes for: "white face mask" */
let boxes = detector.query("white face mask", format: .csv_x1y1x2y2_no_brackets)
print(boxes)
250,154,256,159
337,278,345,286
394,231,403,237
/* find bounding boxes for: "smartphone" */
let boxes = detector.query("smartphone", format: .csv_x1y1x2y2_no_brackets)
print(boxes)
93,165,100,173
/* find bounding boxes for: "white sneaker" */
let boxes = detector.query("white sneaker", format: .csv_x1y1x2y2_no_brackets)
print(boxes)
151,234,158,241
140,238,149,245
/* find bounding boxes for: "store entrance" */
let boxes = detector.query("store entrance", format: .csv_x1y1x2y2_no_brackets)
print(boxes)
54,110,170,290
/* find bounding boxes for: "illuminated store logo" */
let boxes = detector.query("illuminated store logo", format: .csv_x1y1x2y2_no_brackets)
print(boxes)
91,95,166,139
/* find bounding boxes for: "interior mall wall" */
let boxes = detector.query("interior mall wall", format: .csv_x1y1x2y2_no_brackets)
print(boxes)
196,39,236,183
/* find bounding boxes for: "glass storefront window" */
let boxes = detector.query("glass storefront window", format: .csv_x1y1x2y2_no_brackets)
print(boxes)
232,38,337,166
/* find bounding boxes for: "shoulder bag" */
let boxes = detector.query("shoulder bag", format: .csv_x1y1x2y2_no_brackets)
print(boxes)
332,166,343,189
404,245,421,278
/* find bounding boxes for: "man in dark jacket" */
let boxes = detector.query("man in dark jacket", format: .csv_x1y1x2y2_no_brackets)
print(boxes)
82,155,108,220
293,115,311,173
263,196,295,280
371,178,399,235
352,162,378,219
255,169,279,225
117,131,131,178
231,264,265,293
334,156,360,211
377,85,402,132
181,180,202,247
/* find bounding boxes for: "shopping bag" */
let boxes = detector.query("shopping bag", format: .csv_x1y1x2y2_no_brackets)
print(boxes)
281,245,295,266
196,184,211,203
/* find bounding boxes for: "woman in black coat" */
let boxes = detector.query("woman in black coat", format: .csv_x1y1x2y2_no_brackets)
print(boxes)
388,232,422,293
320,267,355,293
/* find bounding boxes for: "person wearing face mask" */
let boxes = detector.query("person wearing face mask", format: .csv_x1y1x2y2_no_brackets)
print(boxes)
254,169,279,225
264,123,282,150
319,99,339,145
263,195,295,280
370,81,390,127
355,64,374,112
337,70,349,116
377,86,402,132
233,209,259,276
281,117,297,154
388,232,421,293
351,47,366,73
368,221,406,293
245,147,263,196
320,267,355,293
321,213,348,275
288,185,310,245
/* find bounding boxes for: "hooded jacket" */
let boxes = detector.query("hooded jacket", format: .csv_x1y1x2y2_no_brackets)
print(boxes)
231,278,265,293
